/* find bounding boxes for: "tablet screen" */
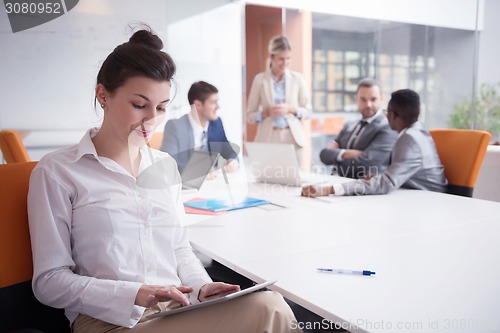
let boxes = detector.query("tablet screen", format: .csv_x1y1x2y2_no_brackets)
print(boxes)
146,280,276,319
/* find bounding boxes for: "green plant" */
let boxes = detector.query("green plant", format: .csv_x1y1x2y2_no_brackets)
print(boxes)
449,82,500,137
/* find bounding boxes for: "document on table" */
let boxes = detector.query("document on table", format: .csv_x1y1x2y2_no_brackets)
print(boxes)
184,196,270,212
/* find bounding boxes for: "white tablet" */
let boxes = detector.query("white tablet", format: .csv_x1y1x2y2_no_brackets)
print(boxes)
146,280,277,319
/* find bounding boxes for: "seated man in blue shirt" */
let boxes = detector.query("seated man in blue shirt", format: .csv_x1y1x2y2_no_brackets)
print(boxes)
160,81,239,173
302,89,447,197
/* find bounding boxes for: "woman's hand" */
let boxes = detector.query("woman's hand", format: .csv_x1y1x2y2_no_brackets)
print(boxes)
198,282,240,302
270,103,290,117
135,285,193,308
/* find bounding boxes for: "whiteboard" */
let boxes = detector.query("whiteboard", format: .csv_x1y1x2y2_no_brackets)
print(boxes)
0,0,168,131
0,0,243,162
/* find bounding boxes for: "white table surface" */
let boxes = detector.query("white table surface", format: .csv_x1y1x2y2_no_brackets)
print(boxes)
182,166,500,333
241,218,500,333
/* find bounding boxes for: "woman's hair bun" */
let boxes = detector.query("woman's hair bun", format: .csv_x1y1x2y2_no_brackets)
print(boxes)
129,29,163,50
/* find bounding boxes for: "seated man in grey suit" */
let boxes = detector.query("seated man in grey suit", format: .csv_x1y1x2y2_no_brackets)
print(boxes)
302,89,447,197
320,78,397,178
160,81,238,173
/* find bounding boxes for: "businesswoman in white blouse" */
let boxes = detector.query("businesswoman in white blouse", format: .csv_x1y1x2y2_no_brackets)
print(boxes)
27,28,300,333
247,35,312,165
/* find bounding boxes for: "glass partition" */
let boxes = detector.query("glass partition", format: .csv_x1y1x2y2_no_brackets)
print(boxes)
310,13,478,132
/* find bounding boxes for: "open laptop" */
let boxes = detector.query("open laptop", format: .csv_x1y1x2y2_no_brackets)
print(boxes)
181,150,219,191
146,280,276,319
245,142,319,186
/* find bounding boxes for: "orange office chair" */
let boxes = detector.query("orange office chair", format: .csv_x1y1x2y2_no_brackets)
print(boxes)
0,130,31,163
430,129,491,197
322,116,344,136
310,119,323,132
0,162,70,332
147,132,164,150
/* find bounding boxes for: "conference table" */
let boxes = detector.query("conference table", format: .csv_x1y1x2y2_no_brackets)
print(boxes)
182,165,500,333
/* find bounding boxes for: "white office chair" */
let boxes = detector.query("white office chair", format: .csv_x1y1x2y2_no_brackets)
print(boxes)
473,144,500,202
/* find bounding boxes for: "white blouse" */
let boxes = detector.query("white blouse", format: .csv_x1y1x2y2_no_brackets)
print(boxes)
28,128,211,328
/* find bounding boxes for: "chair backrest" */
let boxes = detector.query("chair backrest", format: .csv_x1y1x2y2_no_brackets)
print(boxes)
430,129,491,197
0,162,70,332
310,119,322,132
147,132,164,150
0,130,31,163
322,116,344,135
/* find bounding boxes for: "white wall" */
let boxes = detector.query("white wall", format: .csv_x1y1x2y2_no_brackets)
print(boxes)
428,28,475,129
0,0,169,158
0,0,169,131
164,2,243,148
0,0,243,160
245,0,484,31
477,0,500,86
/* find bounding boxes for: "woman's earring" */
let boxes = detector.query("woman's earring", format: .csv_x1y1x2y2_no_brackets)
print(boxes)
101,102,105,108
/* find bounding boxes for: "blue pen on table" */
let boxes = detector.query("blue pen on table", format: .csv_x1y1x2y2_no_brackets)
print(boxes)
317,268,376,276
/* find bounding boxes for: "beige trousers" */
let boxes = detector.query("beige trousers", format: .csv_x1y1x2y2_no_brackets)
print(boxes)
72,291,302,333
269,128,303,167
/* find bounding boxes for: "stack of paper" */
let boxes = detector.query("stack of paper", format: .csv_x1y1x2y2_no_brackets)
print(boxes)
184,198,225,215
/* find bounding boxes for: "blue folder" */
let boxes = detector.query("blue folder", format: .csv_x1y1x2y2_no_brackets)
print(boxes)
183,197,270,212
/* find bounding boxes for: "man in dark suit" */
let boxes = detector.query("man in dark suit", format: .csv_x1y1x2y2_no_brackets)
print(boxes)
302,89,447,197
319,78,397,178
160,81,239,173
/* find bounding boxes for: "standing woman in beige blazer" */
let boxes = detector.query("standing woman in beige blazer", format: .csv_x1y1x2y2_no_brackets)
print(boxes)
247,35,312,165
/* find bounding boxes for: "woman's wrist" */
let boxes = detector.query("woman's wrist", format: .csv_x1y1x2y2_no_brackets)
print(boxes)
262,108,270,118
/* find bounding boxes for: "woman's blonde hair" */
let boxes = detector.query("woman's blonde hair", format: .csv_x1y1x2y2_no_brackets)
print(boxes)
268,35,291,55
268,35,291,68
